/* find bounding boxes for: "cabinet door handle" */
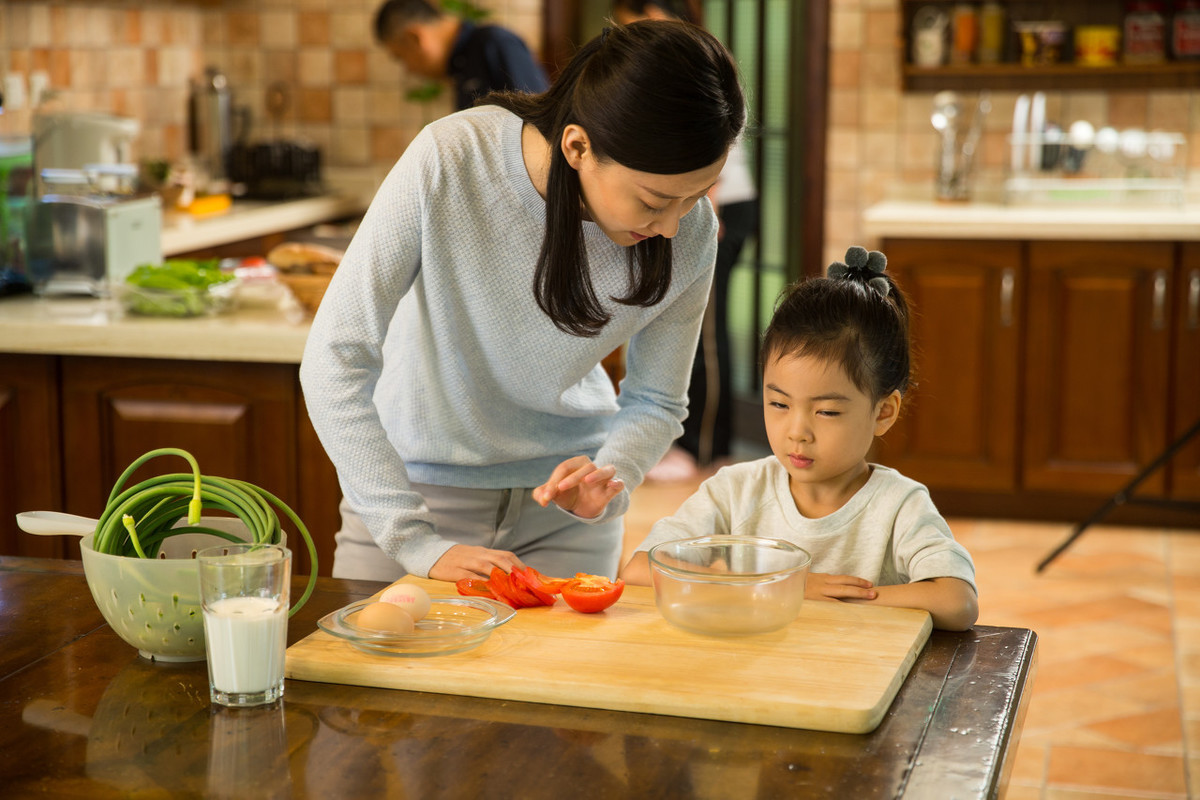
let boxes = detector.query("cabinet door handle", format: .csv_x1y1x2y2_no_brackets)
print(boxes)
1152,270,1168,330
1000,268,1015,327
1189,269,1200,330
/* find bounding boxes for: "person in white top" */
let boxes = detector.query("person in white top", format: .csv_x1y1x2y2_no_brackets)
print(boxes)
622,247,979,630
612,0,761,478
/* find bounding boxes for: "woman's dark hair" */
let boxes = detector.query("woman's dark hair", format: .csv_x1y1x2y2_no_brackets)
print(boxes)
488,21,744,337
760,270,912,403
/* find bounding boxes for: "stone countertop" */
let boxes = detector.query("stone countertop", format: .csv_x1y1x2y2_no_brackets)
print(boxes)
862,199,1200,241
161,193,368,256
0,294,310,364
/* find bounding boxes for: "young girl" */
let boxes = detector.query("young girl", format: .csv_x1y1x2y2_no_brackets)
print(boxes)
620,248,979,630
300,22,745,584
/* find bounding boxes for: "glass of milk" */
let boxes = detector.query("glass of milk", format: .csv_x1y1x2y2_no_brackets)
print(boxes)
198,543,291,707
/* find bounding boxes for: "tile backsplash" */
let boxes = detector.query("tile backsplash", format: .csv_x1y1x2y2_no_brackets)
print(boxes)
0,0,543,185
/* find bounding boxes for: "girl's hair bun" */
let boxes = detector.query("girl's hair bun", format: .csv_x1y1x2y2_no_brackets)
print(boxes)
828,246,889,298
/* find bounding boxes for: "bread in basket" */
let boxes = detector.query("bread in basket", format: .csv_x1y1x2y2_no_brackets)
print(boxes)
267,242,344,314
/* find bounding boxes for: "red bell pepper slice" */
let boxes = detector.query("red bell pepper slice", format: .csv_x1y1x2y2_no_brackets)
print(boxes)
560,574,624,613
455,578,496,599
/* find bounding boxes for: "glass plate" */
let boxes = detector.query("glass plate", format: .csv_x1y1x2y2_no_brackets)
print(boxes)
317,597,515,657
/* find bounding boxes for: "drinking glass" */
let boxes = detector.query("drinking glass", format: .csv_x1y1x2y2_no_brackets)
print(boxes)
197,543,290,707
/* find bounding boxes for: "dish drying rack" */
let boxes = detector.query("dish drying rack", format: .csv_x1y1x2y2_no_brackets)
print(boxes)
1004,128,1189,206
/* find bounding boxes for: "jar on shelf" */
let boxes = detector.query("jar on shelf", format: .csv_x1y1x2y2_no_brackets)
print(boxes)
979,2,1006,63
912,5,949,67
1172,0,1200,59
950,4,979,64
1124,1,1166,64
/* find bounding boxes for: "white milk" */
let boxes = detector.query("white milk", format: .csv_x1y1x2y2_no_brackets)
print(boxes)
202,596,287,695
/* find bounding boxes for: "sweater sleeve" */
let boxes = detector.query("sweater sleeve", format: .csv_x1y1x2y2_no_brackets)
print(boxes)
299,129,454,578
591,200,719,510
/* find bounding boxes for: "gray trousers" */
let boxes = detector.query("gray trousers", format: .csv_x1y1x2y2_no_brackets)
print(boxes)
331,483,624,582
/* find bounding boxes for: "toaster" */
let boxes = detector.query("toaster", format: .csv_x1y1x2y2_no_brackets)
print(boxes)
28,192,162,296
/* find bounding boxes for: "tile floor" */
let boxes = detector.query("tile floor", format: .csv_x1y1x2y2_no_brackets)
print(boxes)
623,469,1200,800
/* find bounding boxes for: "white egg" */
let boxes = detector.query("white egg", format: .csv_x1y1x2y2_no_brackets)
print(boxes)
380,583,432,621
355,601,415,634
1094,126,1120,154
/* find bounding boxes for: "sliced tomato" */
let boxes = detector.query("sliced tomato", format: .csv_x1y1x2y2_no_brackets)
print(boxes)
510,566,557,606
488,567,538,609
456,578,496,599
524,567,569,594
560,573,624,613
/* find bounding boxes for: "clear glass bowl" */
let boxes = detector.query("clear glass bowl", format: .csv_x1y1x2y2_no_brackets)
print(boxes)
648,536,811,636
318,597,515,657
115,279,238,317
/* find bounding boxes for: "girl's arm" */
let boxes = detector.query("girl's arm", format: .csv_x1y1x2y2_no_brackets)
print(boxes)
845,577,978,631
619,551,652,585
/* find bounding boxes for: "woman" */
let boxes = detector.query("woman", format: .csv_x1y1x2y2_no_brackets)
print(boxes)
300,21,745,583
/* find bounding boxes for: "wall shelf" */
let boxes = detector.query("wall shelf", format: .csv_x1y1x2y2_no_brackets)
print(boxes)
899,0,1200,92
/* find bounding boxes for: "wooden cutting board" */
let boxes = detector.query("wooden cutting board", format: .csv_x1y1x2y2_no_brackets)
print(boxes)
285,578,932,734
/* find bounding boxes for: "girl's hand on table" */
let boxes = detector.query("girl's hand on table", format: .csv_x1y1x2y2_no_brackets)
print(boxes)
806,572,877,602
429,544,525,582
533,456,625,519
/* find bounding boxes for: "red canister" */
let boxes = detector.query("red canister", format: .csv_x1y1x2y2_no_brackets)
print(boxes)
1173,0,1200,59
1124,0,1166,63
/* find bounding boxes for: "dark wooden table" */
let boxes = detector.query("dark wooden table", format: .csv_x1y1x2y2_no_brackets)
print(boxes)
0,556,1037,799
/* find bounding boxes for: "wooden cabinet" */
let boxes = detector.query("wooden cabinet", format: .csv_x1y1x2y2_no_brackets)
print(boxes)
1023,241,1174,494
880,239,1021,492
881,237,1200,524
0,354,66,559
0,355,341,576
1174,244,1200,499
900,0,1200,92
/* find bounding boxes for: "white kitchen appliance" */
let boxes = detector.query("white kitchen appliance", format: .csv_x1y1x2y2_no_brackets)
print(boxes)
32,111,140,198
27,191,162,296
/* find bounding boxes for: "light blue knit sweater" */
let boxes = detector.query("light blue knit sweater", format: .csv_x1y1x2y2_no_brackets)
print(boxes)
300,106,718,576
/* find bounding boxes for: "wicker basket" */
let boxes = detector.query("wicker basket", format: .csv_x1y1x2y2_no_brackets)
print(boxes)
278,273,332,314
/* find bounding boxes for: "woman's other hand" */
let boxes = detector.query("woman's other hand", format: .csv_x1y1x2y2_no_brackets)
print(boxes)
533,455,625,519
429,544,525,582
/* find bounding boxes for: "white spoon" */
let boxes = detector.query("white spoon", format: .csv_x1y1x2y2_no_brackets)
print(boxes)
16,511,99,537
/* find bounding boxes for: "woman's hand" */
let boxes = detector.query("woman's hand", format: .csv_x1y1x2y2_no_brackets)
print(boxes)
533,456,625,519
805,572,877,602
429,544,525,582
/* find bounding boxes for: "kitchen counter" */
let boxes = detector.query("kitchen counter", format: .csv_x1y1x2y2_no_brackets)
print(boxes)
161,192,368,256
862,198,1200,240
1,556,1037,798
0,191,375,363
0,294,309,363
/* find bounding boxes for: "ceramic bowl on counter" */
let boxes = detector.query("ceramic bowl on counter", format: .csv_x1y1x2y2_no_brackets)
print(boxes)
648,536,811,636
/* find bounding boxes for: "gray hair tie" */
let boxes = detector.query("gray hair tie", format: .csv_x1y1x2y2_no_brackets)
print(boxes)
827,246,889,297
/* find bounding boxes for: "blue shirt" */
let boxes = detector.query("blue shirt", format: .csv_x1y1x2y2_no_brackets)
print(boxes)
448,21,550,110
